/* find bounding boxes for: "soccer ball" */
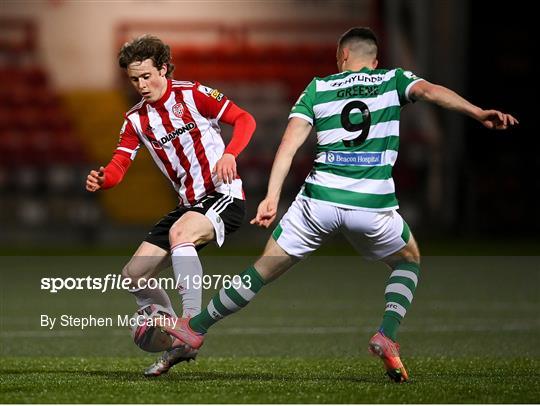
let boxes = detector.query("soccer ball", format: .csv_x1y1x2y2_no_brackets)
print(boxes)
130,304,174,352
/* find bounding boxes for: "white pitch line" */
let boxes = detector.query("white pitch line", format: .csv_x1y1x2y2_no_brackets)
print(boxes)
0,322,538,338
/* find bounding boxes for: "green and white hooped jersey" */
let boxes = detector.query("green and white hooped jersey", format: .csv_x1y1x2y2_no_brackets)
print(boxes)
289,67,423,211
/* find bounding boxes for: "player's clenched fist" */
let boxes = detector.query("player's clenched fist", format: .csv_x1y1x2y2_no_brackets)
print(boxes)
86,166,106,192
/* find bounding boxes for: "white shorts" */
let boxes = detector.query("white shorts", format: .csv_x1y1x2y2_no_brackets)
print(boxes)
272,196,410,260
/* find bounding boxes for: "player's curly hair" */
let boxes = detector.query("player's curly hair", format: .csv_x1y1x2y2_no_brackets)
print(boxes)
118,34,175,78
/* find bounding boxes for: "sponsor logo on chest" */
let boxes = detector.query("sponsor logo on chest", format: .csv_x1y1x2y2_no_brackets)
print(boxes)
326,151,382,166
150,122,196,149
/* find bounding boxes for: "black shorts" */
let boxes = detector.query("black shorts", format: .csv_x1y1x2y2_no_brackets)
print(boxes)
144,193,245,251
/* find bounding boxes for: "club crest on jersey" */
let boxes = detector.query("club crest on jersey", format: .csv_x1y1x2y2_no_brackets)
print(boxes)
403,70,418,80
172,102,184,118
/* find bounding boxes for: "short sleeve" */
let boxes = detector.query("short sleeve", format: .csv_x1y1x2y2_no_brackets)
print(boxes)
289,79,316,125
115,118,140,160
192,82,230,120
395,68,424,105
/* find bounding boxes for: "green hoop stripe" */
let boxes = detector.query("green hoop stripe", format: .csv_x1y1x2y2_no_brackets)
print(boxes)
394,261,419,275
272,224,283,241
384,292,411,308
401,220,411,244
244,266,266,291
313,163,392,180
212,295,233,317
302,183,398,209
316,136,399,153
388,276,417,293
315,107,401,133
224,287,248,308
383,310,403,321
314,77,398,104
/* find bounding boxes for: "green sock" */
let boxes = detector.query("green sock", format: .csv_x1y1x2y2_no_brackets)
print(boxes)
189,266,265,333
380,261,420,341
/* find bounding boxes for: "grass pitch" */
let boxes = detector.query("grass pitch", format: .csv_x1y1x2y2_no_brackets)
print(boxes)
1,254,539,403
2,357,538,403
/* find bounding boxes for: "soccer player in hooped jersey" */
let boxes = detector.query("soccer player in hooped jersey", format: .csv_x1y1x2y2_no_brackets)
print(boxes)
155,28,518,382
85,35,255,376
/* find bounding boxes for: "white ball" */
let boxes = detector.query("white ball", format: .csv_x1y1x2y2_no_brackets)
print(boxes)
130,304,174,352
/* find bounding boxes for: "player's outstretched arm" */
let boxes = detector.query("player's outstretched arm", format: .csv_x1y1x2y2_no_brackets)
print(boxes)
409,80,519,130
85,154,132,192
251,117,312,228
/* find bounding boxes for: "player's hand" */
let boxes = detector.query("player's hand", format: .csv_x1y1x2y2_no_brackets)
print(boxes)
86,166,105,192
213,153,237,184
250,197,278,228
478,109,519,130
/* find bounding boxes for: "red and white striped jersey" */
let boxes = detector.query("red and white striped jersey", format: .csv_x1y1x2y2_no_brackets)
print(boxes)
116,79,243,206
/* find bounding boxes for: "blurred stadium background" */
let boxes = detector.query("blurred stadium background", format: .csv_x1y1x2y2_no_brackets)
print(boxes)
0,0,536,250
1,2,538,402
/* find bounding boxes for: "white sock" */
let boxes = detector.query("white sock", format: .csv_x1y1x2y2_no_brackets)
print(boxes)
171,242,203,317
128,286,176,317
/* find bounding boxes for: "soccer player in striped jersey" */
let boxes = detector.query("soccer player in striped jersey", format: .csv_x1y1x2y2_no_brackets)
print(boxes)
156,28,518,382
85,35,256,376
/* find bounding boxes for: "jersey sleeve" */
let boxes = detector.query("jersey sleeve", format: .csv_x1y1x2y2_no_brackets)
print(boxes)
192,82,230,120
115,118,140,160
288,79,316,125
395,68,424,105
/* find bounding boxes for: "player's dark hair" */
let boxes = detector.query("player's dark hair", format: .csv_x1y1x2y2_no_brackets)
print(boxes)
338,27,378,50
118,34,175,78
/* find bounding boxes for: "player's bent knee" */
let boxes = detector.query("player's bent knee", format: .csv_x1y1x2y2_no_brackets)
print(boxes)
382,237,421,267
168,212,214,246
403,250,420,265
396,233,420,265
169,224,199,246
121,264,137,287
407,238,421,264
121,262,152,286
401,245,420,265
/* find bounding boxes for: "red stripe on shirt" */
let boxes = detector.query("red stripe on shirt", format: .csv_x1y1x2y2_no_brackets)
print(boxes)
138,108,185,204
176,91,215,195
154,103,196,204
